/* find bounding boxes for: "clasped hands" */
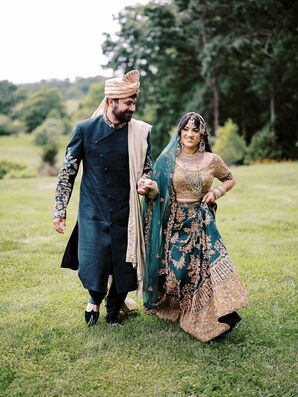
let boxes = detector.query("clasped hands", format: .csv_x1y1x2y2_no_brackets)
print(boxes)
137,177,159,197
54,179,158,234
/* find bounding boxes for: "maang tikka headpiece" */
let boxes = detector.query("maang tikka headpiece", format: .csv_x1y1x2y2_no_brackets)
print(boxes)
185,113,206,135
186,115,196,129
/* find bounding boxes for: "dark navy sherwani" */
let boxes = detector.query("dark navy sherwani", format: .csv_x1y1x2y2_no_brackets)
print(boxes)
54,115,152,294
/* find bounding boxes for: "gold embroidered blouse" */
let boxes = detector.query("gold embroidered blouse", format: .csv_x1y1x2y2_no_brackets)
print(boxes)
173,153,233,202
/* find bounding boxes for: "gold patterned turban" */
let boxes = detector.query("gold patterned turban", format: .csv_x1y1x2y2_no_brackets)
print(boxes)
91,69,140,118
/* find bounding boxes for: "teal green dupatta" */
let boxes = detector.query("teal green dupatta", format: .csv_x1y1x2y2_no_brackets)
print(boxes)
143,131,179,309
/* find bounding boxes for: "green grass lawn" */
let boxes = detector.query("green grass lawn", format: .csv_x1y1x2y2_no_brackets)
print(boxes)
0,133,69,177
0,162,297,397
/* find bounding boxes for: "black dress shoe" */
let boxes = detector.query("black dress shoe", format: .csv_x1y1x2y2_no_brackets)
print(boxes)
106,316,123,326
85,310,99,326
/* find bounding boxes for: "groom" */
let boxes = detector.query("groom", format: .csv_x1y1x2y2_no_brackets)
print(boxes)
53,70,158,326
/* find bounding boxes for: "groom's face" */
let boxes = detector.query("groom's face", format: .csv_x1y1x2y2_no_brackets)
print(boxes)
111,96,137,123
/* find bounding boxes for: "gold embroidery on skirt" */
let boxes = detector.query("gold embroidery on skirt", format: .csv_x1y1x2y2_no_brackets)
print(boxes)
155,201,248,342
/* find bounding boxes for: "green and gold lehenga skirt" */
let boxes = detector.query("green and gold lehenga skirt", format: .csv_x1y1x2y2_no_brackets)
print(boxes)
155,201,248,342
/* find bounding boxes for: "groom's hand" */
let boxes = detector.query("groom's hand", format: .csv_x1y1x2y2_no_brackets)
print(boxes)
53,217,66,234
137,178,149,195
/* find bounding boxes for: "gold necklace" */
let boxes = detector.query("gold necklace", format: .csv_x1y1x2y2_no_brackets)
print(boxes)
177,151,203,193
178,149,204,164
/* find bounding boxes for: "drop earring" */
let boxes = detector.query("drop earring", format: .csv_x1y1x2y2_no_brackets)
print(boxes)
199,139,205,153
176,138,182,156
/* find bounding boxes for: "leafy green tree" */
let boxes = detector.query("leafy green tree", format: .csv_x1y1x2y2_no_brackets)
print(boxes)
20,88,67,132
19,76,106,100
0,80,23,115
103,2,200,157
72,81,105,123
213,119,247,164
101,0,298,159
65,85,84,100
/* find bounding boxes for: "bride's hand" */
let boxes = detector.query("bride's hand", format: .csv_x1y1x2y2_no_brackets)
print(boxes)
203,191,216,204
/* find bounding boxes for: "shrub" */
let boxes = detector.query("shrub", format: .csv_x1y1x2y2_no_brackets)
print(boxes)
0,115,18,136
213,119,247,164
33,117,65,146
39,142,59,176
11,119,26,135
41,142,58,166
0,160,26,179
245,124,282,162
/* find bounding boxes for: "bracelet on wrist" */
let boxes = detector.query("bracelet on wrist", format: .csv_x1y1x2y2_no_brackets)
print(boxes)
212,185,226,200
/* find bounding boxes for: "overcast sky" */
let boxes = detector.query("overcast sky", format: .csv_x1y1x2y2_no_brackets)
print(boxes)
0,0,148,84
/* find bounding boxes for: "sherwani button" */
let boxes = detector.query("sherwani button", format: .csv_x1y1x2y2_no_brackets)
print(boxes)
104,167,108,172
107,181,111,185
100,154,104,158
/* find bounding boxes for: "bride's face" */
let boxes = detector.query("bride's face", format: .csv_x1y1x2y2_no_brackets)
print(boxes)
180,117,201,151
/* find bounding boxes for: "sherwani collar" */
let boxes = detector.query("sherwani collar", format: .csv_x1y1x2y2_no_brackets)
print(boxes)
103,112,127,130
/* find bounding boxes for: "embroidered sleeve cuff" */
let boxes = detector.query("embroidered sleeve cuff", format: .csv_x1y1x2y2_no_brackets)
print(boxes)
53,208,66,219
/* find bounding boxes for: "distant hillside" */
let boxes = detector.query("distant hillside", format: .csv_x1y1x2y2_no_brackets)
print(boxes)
18,75,109,100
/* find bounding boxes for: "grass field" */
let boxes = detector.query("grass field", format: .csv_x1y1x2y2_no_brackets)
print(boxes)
0,133,69,177
0,162,297,397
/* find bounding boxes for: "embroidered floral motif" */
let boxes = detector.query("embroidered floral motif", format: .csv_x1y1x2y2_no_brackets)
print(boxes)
164,268,180,295
142,147,153,179
143,199,154,246
171,255,186,270
54,148,78,219
162,190,177,267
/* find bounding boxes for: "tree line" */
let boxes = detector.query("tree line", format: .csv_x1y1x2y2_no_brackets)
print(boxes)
0,0,297,167
0,77,105,177
102,0,298,160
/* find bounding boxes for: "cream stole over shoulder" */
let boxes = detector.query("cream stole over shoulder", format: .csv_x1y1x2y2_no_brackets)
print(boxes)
127,118,152,297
